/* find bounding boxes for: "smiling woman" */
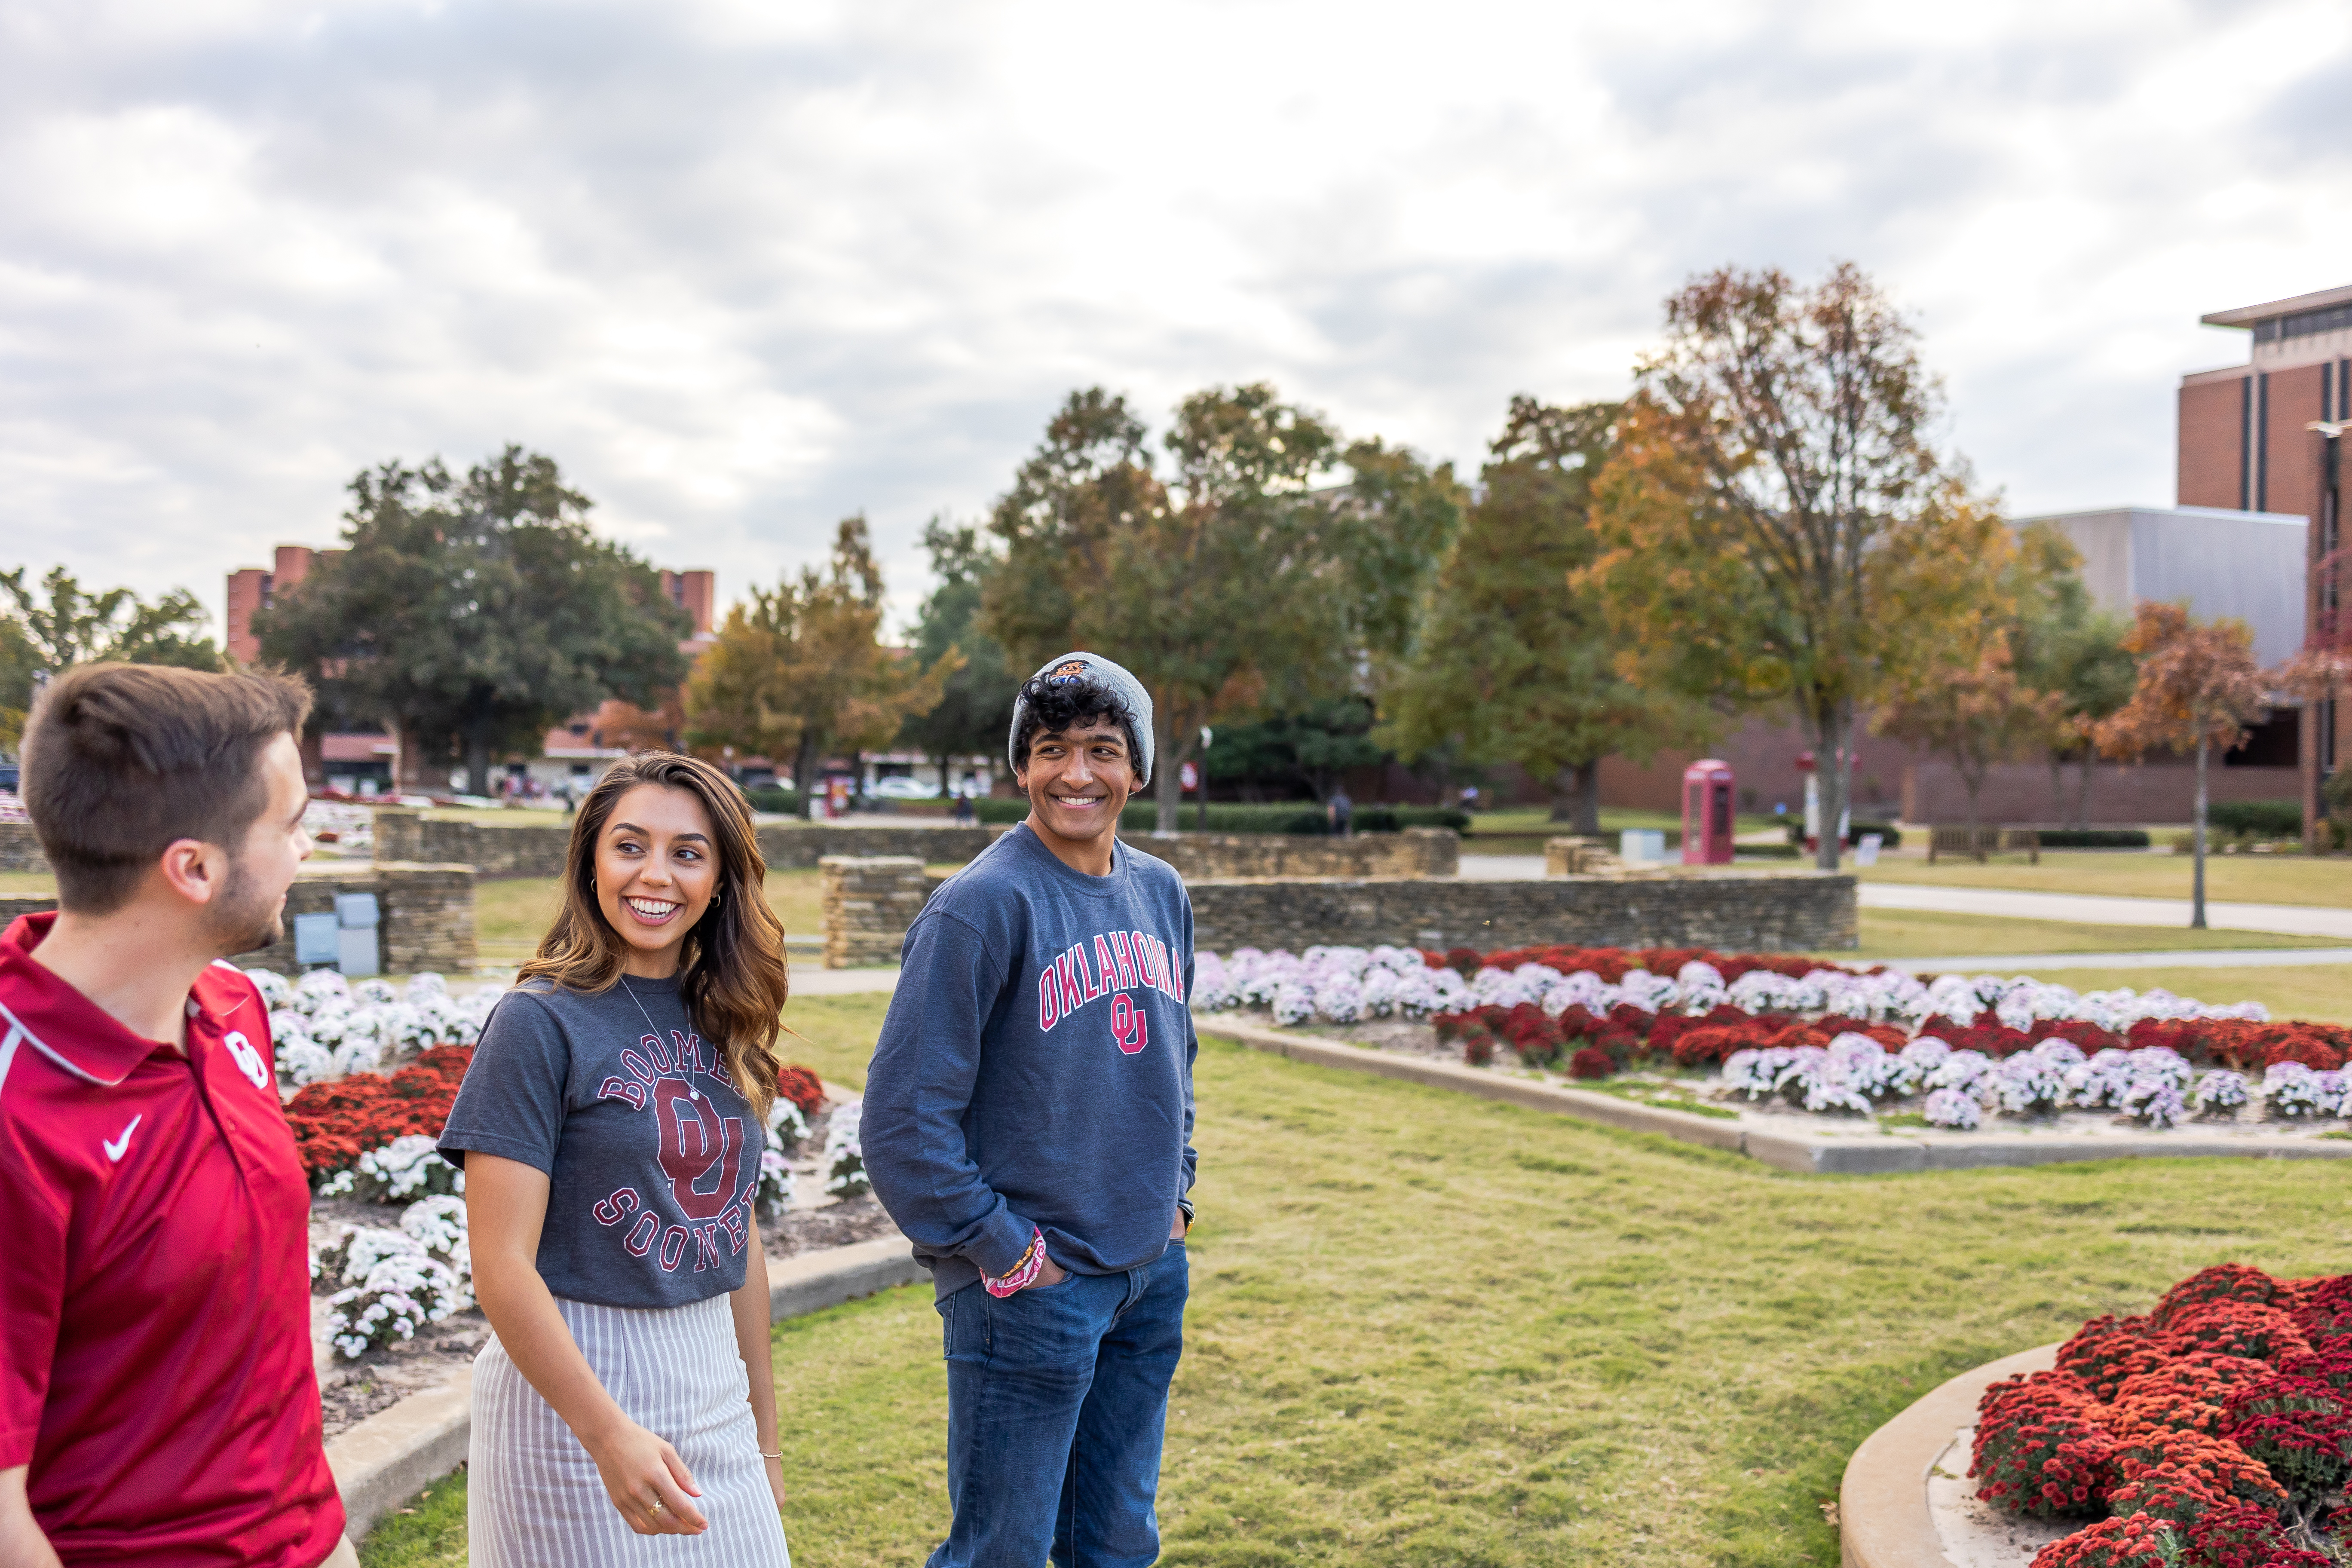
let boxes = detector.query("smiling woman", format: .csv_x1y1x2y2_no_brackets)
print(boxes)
436,752,798,1565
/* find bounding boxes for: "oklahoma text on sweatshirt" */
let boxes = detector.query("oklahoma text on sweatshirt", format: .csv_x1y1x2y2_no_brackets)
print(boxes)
861,823,1199,1299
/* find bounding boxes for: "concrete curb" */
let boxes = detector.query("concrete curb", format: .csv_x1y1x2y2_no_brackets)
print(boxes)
326,1369,473,1542
1197,1016,2352,1174
328,1231,924,1541
769,1233,929,1321
1838,1343,2058,1568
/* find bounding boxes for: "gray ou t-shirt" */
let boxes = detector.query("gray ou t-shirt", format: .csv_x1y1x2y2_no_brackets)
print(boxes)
438,975,763,1310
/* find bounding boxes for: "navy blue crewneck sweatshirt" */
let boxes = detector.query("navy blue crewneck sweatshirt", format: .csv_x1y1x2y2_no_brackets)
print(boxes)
861,823,1198,1299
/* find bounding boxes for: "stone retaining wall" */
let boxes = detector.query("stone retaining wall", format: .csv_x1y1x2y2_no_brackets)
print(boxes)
761,823,994,869
0,821,48,874
374,807,998,877
1185,869,1856,952
819,856,938,968
1119,826,1456,880
0,865,478,974
812,858,1857,964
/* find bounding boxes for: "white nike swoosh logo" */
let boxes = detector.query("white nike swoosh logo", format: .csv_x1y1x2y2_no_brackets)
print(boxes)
104,1115,142,1163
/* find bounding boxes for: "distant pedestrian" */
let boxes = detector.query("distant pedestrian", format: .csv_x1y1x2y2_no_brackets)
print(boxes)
1327,787,1354,838
865,651,1196,1568
1461,783,1480,812
951,788,976,825
0,664,355,1566
441,753,794,1566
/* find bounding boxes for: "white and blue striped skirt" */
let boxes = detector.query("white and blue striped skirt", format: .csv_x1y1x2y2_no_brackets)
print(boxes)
470,1292,791,1568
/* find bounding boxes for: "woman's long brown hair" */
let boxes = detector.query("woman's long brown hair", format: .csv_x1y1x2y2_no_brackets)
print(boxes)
519,752,788,1119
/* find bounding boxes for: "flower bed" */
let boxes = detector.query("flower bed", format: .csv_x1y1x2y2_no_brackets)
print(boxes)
1970,1264,2349,1565
254,967,844,1360
1191,946,2350,1134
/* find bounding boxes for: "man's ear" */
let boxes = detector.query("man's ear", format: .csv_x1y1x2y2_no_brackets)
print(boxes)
156,839,227,908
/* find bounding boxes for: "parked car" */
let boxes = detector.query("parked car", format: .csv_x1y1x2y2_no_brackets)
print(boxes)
870,776,942,800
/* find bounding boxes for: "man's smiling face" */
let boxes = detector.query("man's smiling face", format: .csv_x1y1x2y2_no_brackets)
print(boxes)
1017,717,1139,850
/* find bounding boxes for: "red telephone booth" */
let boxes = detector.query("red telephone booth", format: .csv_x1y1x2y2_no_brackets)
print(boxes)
1681,759,1736,865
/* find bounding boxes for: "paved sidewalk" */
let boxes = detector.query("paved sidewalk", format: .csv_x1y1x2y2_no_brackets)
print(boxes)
789,966,901,995
1883,948,2352,974
1859,882,2352,941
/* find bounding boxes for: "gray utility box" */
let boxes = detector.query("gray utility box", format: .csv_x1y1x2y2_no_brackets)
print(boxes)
292,893,382,976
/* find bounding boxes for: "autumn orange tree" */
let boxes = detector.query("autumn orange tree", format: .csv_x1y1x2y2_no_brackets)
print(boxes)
2092,602,2268,928
1583,263,2009,868
683,515,956,816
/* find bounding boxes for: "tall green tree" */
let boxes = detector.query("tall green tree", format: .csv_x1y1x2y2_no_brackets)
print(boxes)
1204,697,1387,804
256,445,692,792
1,565,224,674
896,518,1017,795
1383,397,1707,830
1584,263,2009,869
685,517,957,817
0,566,224,753
983,384,1458,831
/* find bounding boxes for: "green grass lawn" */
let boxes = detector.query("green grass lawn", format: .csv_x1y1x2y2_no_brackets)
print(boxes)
1857,850,2352,909
1461,807,1786,858
0,871,54,896
362,989,2352,1568
473,870,827,966
1824,906,2345,962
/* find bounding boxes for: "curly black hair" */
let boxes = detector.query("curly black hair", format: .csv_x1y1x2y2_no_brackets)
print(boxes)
1011,674,1142,775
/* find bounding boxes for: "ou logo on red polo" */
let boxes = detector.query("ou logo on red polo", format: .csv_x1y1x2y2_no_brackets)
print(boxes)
1110,993,1148,1055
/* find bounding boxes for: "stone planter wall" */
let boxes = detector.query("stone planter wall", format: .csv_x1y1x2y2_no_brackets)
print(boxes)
374,808,999,877
1119,826,1457,880
819,856,940,969
1185,869,1857,953
811,859,1858,967
760,824,994,869
0,863,475,974
0,821,49,874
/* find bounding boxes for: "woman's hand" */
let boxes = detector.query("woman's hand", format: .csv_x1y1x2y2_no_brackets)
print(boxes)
582,1418,706,1536
762,1453,789,1513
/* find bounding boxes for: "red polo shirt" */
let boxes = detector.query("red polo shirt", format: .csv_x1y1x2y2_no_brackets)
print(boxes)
0,913,343,1566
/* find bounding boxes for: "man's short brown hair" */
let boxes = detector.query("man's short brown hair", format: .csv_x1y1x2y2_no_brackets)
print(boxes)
21,663,314,914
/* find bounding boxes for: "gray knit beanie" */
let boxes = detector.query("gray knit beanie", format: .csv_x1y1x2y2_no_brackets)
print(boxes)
1006,652,1155,787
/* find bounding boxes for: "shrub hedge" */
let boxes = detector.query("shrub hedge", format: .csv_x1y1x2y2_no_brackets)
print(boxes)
2039,829,2153,849
2207,800,2303,839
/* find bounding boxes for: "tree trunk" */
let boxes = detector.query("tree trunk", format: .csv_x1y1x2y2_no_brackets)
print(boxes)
1545,766,1577,824
2047,754,2064,827
1574,760,1602,836
794,736,820,820
1963,767,1983,861
2076,752,2095,830
1813,704,1849,872
464,721,491,801
2191,732,2209,930
1153,703,1182,836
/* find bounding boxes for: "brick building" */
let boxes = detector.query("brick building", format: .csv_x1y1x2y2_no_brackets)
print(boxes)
2177,284,2347,832
224,545,717,793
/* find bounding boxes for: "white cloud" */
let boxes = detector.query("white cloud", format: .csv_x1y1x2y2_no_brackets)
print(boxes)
0,0,2345,637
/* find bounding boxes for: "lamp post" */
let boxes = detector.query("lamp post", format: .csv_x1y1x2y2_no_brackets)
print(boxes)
1196,726,1212,832
2306,421,2345,850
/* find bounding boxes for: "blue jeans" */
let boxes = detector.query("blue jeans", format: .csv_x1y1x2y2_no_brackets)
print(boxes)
928,1241,1188,1568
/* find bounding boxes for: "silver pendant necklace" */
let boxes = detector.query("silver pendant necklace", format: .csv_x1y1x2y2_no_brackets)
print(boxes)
619,976,701,1100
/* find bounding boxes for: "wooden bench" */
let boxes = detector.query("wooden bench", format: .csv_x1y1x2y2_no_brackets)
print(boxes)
1926,826,2040,865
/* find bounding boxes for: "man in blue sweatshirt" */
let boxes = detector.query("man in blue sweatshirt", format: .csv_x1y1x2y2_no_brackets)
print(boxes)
864,651,1197,1568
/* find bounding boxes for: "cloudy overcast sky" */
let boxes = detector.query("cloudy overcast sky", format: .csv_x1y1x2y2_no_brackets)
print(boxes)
4,0,2348,636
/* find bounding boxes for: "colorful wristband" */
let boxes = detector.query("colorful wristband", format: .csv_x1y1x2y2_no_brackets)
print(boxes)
983,1227,1048,1297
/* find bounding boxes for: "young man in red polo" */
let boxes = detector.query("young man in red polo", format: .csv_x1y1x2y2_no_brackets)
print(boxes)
0,663,351,1568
